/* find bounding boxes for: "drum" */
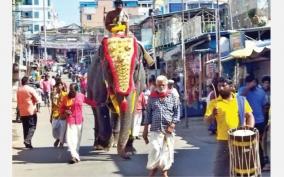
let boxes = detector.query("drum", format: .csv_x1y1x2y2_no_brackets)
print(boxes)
228,127,261,177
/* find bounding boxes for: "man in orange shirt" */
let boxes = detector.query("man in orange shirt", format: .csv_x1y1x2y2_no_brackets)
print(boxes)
17,76,40,149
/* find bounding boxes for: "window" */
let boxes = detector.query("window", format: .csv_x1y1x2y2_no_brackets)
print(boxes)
22,11,33,18
142,4,147,8
188,4,199,9
28,25,33,33
201,3,212,8
87,15,92,20
169,3,183,12
34,0,39,5
48,0,51,6
48,12,51,19
34,25,39,32
124,1,138,7
34,11,39,18
24,0,33,5
115,1,138,7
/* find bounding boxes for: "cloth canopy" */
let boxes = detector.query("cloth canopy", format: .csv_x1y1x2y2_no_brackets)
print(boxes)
230,45,270,59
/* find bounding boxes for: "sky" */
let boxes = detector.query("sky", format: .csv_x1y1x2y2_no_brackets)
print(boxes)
52,0,81,26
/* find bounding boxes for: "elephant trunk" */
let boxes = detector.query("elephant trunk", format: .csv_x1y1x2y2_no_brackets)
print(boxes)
117,96,134,159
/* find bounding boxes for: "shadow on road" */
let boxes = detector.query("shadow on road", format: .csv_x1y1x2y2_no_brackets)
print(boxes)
13,146,71,164
13,146,107,164
106,147,214,177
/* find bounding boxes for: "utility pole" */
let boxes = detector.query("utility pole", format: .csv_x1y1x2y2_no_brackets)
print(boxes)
152,1,158,77
81,27,84,61
181,0,188,128
228,0,234,30
12,0,21,64
43,0,47,62
12,1,16,64
216,0,221,77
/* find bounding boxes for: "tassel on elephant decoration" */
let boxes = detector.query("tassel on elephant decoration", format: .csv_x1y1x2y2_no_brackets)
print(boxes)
120,97,128,112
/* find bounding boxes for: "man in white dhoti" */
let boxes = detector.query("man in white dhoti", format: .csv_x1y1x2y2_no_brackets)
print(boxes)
143,75,180,177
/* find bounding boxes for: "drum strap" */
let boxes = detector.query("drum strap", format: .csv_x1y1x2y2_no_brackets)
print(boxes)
237,95,245,126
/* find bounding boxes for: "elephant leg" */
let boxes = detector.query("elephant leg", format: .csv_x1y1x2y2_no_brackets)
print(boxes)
125,135,136,155
92,108,100,148
117,111,134,160
93,106,112,150
111,112,120,148
92,108,105,150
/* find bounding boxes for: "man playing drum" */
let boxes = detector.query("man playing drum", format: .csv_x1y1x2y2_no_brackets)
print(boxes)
204,77,255,177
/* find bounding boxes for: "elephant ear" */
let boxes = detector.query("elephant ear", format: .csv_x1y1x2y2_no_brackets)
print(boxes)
87,47,108,104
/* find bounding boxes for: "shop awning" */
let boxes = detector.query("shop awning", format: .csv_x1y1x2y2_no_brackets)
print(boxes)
230,45,270,59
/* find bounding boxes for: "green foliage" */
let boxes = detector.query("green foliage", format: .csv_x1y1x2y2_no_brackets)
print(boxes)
258,20,266,27
247,8,257,19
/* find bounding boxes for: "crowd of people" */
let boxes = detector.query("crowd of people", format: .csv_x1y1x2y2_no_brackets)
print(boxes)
14,0,270,175
15,65,271,176
16,65,91,163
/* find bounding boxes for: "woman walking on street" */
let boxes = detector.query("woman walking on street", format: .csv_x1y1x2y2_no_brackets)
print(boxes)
50,82,67,148
60,83,96,164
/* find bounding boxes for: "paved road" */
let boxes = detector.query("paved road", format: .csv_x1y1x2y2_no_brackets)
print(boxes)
12,73,270,177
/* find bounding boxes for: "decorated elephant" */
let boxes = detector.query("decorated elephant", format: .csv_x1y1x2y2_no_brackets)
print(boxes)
87,36,154,159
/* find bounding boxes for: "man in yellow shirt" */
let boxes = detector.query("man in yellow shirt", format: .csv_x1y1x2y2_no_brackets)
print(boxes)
204,77,255,176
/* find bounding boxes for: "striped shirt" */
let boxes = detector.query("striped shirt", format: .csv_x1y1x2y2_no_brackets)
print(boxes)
144,92,180,132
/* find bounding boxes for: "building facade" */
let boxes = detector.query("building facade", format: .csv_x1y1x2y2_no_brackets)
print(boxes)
27,23,98,64
79,0,153,30
17,0,60,36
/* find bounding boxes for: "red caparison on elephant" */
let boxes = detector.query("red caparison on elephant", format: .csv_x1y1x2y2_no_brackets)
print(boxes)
87,36,154,159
